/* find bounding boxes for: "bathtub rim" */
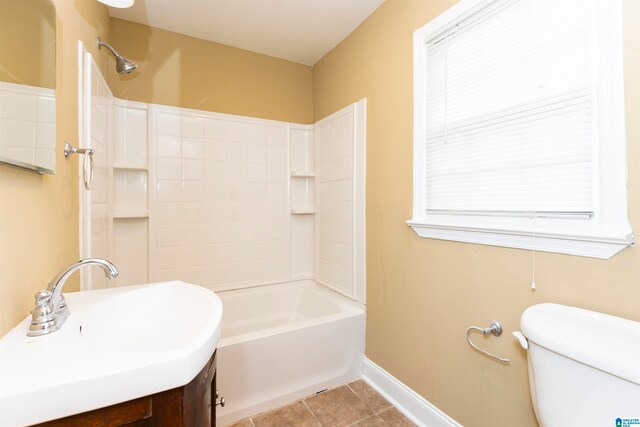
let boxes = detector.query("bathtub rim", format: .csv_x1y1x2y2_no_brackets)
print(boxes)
209,279,365,348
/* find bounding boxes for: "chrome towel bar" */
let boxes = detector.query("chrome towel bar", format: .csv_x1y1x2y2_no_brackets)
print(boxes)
466,321,510,364
64,141,94,190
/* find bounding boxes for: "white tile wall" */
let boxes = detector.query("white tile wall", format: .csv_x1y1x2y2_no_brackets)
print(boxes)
113,218,148,287
151,107,290,290
0,82,56,171
104,97,363,297
113,100,148,165
111,101,150,287
316,109,355,297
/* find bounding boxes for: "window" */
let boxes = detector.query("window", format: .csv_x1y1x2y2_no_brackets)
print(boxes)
409,0,632,259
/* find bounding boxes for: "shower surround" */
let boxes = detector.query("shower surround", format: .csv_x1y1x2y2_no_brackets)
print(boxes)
80,59,366,423
100,95,366,302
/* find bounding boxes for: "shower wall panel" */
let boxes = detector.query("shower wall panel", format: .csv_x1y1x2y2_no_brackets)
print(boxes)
315,100,366,303
80,51,113,291
149,106,290,291
316,107,355,297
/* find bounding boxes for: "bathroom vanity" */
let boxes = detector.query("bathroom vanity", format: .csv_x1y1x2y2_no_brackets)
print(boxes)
0,282,223,426
38,351,217,427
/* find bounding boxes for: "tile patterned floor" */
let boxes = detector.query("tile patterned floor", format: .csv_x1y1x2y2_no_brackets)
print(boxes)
228,379,416,427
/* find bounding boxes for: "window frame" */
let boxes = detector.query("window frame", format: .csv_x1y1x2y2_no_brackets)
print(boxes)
408,0,633,259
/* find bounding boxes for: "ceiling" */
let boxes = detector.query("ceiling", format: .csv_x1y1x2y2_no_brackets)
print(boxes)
109,0,385,66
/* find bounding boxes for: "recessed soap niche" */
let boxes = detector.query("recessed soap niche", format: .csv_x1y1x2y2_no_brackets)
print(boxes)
290,124,315,213
290,124,315,280
112,99,149,287
113,170,148,216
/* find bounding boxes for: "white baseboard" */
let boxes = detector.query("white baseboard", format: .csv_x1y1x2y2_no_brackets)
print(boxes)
362,357,462,427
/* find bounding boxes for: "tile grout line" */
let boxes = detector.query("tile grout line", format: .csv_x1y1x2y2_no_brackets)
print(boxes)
347,380,370,409
348,379,413,425
347,379,391,417
346,414,383,427
344,380,382,426
345,382,372,425
301,397,324,427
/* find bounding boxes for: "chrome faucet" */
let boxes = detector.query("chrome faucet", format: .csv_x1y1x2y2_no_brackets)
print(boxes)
27,258,119,337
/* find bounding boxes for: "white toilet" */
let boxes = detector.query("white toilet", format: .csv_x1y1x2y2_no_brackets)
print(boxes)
514,303,640,427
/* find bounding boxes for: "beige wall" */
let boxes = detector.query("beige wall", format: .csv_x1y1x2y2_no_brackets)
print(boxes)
0,0,111,336
313,1,640,426
0,0,56,88
108,18,314,124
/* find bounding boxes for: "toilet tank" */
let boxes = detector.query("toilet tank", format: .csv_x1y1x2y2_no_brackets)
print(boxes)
521,304,640,427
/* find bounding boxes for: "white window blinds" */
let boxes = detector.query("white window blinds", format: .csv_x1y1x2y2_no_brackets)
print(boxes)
424,0,594,218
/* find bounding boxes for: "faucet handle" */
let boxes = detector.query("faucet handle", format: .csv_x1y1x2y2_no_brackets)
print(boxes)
30,290,56,325
35,290,53,306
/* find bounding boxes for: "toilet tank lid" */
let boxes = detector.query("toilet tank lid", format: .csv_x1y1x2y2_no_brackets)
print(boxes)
521,303,640,386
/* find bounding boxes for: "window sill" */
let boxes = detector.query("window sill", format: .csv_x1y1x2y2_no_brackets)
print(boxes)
407,220,634,259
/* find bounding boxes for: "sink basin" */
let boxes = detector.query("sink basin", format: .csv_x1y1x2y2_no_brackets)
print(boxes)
82,282,216,353
0,281,223,426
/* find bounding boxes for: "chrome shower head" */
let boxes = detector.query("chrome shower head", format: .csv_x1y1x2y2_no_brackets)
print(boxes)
97,37,138,75
115,55,138,75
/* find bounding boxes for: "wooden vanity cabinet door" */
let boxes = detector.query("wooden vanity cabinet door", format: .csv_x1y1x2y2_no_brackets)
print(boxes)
36,351,217,427
211,372,217,423
181,350,217,426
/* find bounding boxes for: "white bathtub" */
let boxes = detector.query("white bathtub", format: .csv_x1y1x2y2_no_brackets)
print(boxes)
212,280,365,426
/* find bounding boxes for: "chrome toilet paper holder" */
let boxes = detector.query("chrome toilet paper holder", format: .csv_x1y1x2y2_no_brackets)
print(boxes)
466,321,510,364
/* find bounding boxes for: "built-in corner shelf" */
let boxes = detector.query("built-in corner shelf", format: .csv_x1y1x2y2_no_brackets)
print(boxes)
291,208,315,215
113,210,149,219
291,171,315,178
113,162,148,171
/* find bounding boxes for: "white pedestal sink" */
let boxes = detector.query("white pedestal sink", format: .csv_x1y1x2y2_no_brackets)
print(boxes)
0,281,223,426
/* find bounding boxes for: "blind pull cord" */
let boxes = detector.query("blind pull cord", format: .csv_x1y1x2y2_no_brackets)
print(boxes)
443,33,449,144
